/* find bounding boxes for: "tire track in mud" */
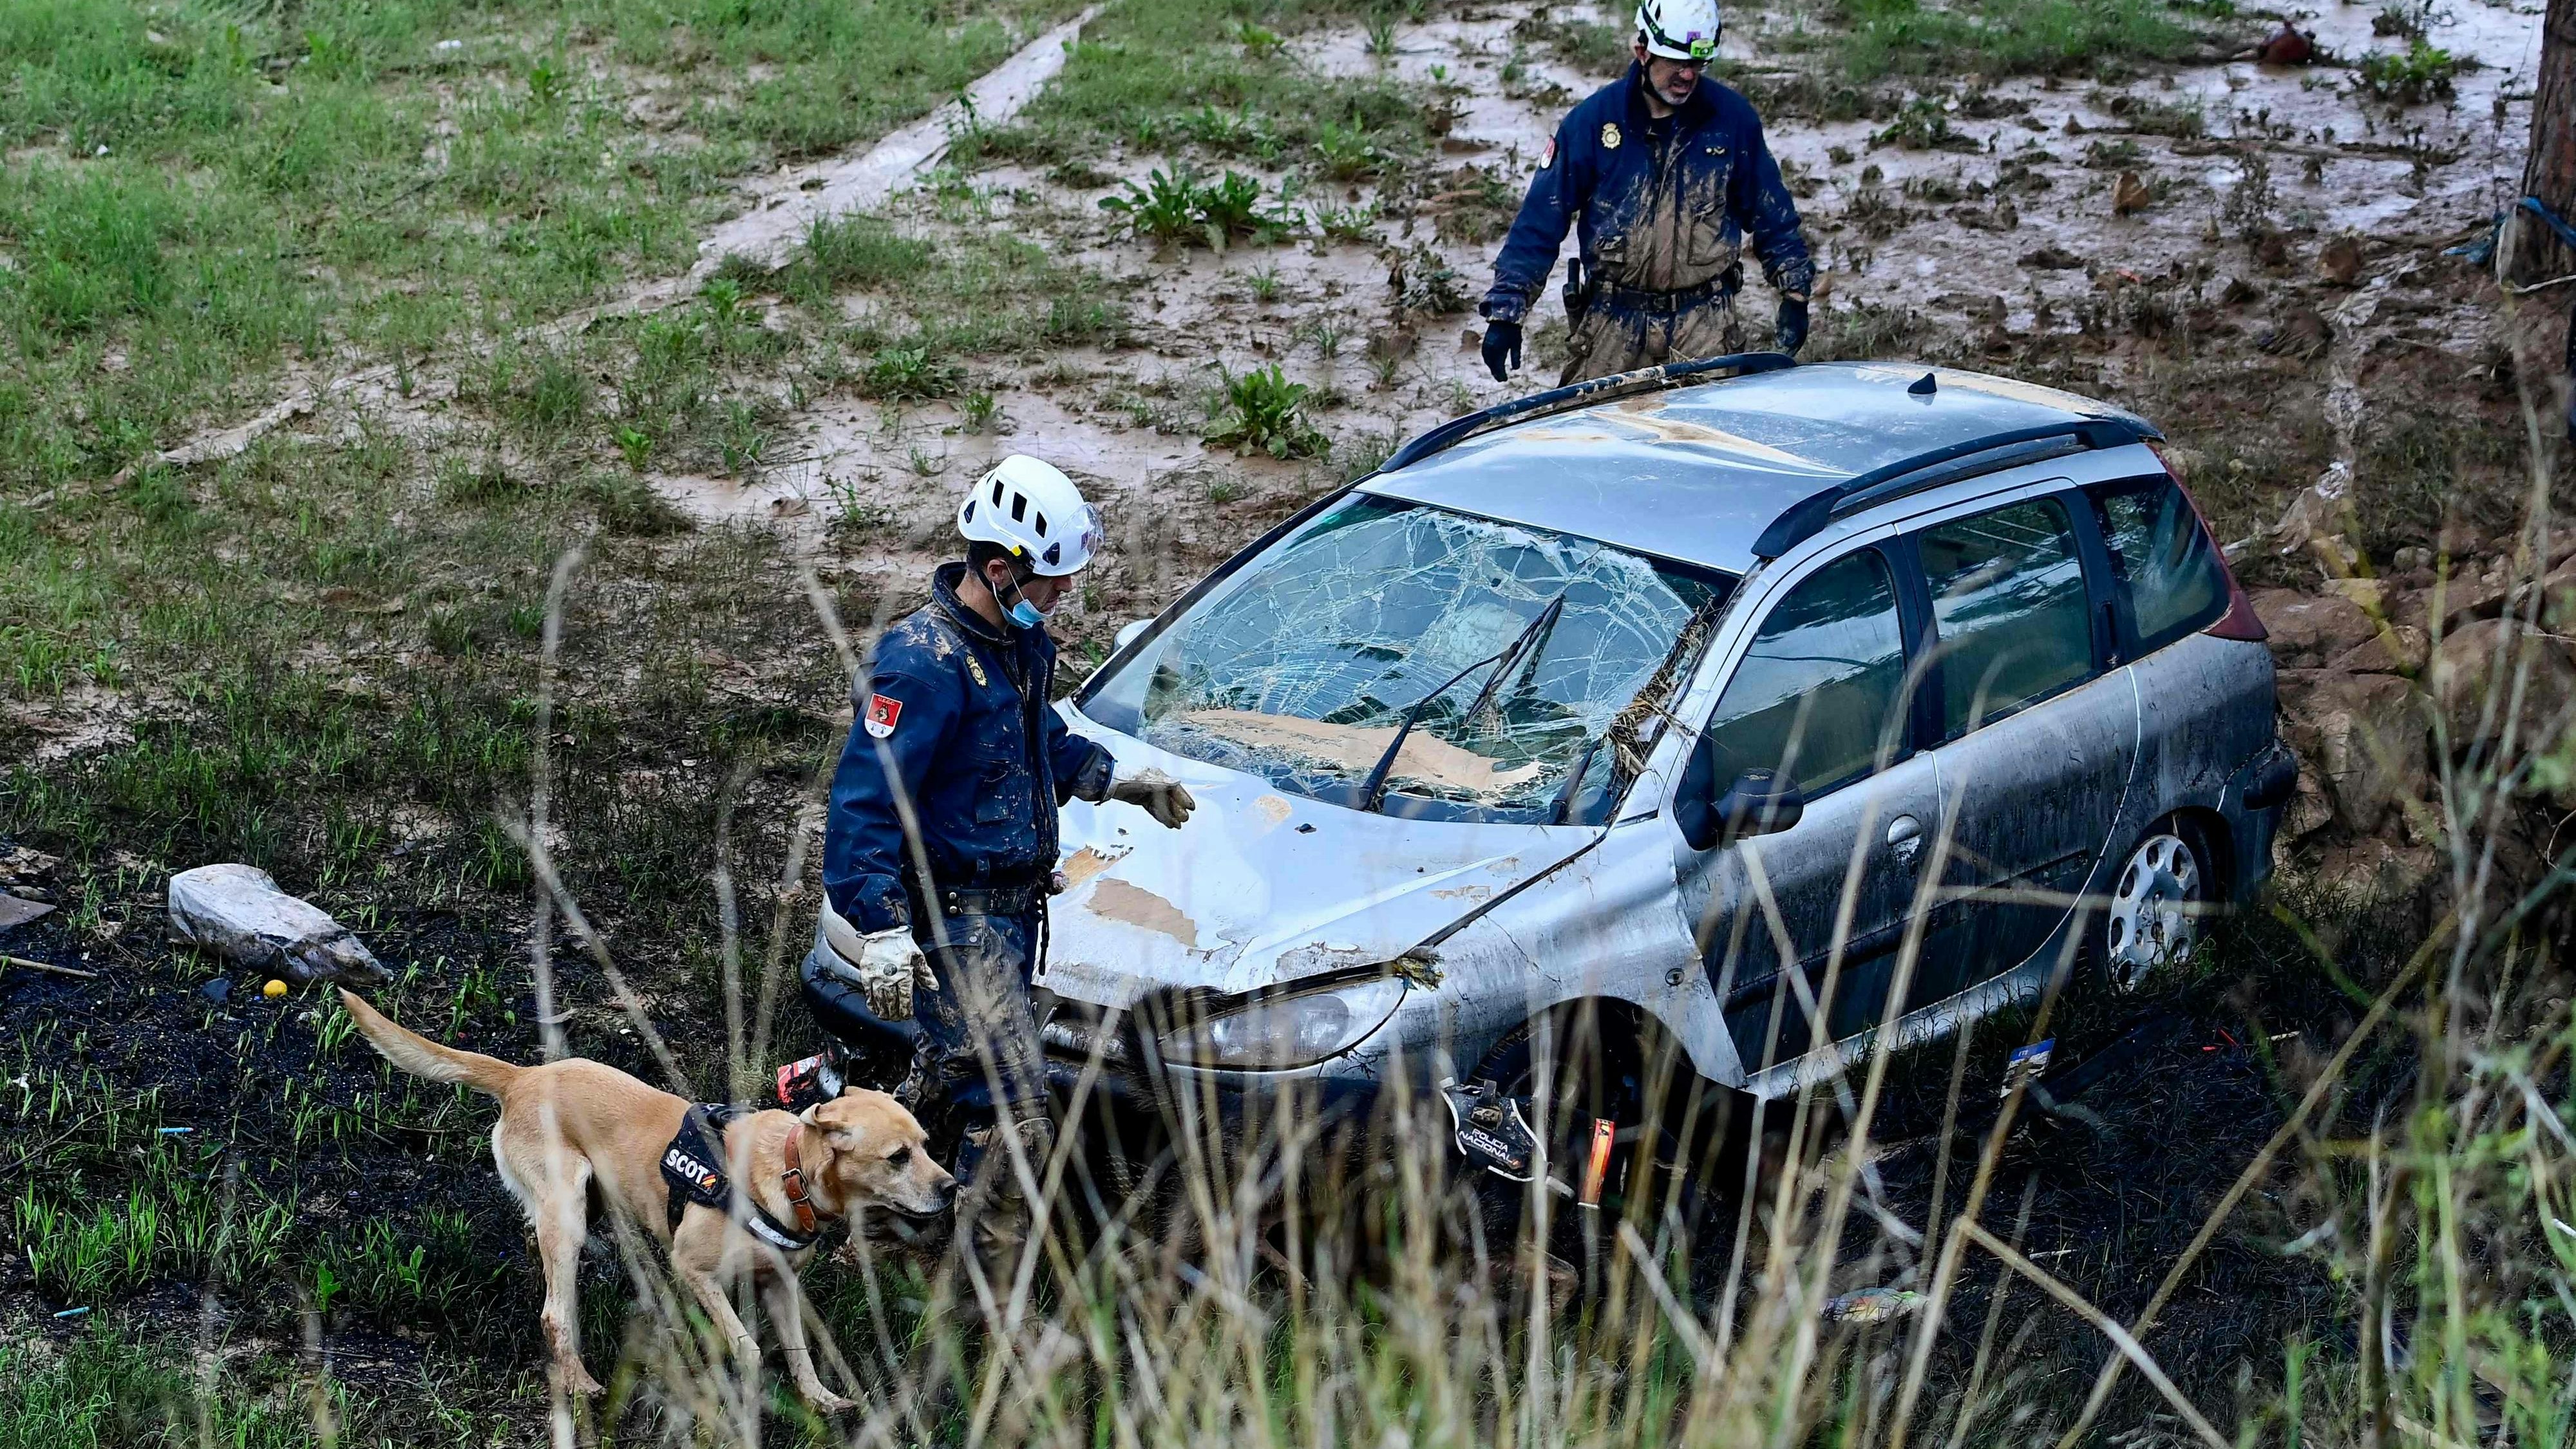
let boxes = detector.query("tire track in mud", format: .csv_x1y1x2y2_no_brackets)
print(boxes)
151,9,1099,475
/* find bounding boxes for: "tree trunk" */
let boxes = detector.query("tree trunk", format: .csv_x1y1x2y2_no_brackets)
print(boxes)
2504,0,2576,283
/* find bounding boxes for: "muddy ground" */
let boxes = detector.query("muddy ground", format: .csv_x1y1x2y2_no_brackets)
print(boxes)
3,0,2571,1438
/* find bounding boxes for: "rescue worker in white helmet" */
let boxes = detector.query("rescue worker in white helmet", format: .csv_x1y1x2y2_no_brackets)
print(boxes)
1480,0,1816,385
792,456,1194,1250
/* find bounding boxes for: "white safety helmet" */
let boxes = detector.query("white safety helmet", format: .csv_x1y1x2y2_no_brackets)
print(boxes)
1636,0,1721,59
956,455,1103,577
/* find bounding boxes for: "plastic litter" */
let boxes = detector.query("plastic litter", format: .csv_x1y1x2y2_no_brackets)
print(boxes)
2000,1038,2054,1099
198,978,232,1004
262,978,289,998
52,1306,90,1320
1823,1287,1924,1323
165,864,387,985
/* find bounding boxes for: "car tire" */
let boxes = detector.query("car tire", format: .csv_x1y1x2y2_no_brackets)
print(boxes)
2099,819,2211,994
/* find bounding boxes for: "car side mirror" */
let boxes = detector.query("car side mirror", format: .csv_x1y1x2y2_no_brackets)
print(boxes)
1113,618,1153,651
1677,732,1807,850
1712,769,1803,843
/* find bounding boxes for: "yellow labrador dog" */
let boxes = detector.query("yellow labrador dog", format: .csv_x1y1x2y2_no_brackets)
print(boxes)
337,989,953,1409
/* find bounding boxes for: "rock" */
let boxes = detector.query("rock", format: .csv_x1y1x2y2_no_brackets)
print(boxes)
2112,171,2152,217
2510,554,2576,632
2392,545,2434,574
199,977,233,1005
2304,837,2441,904
2257,306,2333,360
2022,243,2087,270
2427,618,2576,761
2253,21,2316,64
2329,623,2430,675
2254,588,2377,665
165,863,388,985
2282,773,2334,842
0,893,54,930
2317,234,2364,287
2276,670,2430,833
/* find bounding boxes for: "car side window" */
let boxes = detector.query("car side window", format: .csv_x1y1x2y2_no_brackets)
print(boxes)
1919,498,2094,737
2088,477,2228,653
1701,549,1908,797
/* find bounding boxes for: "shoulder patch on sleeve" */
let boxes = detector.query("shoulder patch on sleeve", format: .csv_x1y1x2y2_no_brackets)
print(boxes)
1539,137,1557,170
864,693,904,739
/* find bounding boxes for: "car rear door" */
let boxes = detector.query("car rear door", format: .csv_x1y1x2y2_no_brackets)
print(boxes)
1905,490,2139,1009
1676,542,1944,1078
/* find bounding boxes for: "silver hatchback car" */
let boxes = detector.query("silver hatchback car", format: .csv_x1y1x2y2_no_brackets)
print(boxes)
866,359,2295,1162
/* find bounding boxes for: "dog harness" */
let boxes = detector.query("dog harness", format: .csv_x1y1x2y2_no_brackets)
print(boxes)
660,1104,822,1251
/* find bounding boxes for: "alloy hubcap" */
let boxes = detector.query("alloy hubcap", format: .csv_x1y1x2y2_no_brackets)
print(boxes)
2105,832,2201,992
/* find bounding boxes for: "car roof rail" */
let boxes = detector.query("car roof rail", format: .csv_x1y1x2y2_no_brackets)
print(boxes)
1376,351,1799,475
1750,416,2160,560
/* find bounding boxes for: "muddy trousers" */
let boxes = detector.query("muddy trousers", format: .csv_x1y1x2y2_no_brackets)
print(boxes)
1560,289,1745,385
904,909,1054,1205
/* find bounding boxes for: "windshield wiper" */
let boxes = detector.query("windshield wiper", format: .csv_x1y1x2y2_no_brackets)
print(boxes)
1358,592,1567,813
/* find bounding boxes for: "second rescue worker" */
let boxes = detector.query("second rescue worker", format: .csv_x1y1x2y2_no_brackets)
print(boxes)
1479,0,1817,386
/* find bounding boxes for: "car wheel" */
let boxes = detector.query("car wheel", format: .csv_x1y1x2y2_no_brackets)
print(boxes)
2102,825,2206,993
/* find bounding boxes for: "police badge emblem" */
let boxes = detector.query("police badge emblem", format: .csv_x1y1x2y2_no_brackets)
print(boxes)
964,652,989,687
864,692,903,739
1600,121,1622,150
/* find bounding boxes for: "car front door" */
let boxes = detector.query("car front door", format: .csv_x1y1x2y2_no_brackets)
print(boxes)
1906,491,2139,1010
1676,544,1943,1078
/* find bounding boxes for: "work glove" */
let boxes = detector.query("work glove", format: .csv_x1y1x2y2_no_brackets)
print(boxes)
1774,296,1810,357
1108,768,1195,829
1481,319,1523,383
848,925,928,1021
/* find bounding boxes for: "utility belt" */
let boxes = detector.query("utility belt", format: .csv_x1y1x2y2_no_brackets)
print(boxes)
909,869,1054,923
1594,265,1743,317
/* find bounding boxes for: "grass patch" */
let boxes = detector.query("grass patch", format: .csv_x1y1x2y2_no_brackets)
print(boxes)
1833,0,2218,79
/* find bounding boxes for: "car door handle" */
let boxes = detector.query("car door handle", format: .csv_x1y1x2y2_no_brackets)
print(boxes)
1886,814,1924,867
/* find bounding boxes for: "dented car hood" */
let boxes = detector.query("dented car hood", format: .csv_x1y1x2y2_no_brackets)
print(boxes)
1035,710,1598,1008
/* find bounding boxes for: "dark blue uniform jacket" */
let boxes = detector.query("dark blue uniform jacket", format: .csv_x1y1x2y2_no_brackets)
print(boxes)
824,564,1113,934
1481,65,1814,324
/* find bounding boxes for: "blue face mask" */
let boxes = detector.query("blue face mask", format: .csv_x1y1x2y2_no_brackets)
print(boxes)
1000,574,1049,630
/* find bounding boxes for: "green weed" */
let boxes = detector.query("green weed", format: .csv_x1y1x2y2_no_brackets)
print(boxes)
864,344,963,401
1206,365,1327,459
2356,39,2467,102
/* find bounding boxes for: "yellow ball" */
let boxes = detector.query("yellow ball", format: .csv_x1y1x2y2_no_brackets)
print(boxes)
262,978,289,999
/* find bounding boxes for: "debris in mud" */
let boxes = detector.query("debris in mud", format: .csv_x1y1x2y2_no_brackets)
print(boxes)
2022,243,2088,270
2111,171,2154,217
2317,234,2366,287
0,894,53,931
1824,1287,1926,1323
1388,245,1470,317
2252,21,2318,66
2258,305,2334,361
166,863,390,985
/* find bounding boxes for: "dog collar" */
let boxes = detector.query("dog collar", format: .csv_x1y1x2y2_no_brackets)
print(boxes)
781,1127,820,1238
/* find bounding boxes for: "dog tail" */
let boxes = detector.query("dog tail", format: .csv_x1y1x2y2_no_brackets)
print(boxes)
337,988,522,1094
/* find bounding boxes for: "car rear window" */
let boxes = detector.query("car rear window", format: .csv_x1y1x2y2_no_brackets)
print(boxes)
1918,497,2095,737
2087,478,2228,653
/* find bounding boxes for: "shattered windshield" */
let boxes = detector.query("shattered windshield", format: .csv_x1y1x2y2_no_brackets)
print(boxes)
1082,495,1730,822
